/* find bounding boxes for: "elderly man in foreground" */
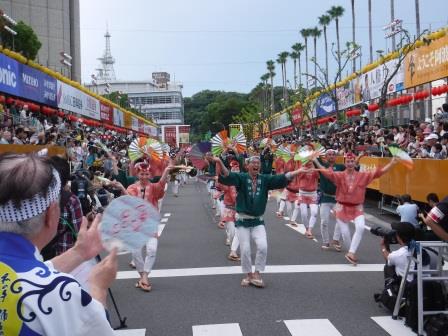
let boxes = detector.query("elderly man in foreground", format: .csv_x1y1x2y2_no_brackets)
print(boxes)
0,153,117,335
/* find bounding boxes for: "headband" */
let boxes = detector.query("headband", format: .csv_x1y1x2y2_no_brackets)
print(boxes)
0,169,61,223
344,152,356,160
247,156,260,163
135,161,151,172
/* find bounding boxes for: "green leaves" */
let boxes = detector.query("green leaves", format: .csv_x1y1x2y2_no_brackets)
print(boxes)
1,21,42,60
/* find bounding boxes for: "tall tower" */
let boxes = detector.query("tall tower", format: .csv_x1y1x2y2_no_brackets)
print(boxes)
96,29,116,81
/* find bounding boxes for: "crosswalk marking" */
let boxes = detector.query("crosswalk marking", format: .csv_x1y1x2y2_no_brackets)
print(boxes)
192,323,243,336
116,263,388,280
164,213,171,217
160,218,169,223
284,319,342,336
114,329,146,336
371,316,415,336
158,224,166,236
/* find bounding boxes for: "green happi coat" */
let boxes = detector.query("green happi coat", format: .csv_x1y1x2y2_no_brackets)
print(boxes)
219,172,289,227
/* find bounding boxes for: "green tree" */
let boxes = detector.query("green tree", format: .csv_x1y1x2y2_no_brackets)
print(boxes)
300,28,312,90
277,51,289,104
291,43,305,89
1,21,42,60
266,60,276,115
328,6,345,81
318,14,331,80
309,27,322,85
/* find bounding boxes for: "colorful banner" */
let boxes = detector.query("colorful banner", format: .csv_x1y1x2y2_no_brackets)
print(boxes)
113,108,124,127
291,107,303,125
0,53,20,96
56,80,100,119
100,102,113,123
123,112,132,129
353,58,404,104
138,119,145,133
179,125,190,144
405,34,448,88
20,63,57,107
336,85,354,110
131,116,139,131
316,93,336,116
270,112,290,131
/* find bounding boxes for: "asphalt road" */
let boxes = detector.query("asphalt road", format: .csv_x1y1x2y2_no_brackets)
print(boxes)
107,178,413,336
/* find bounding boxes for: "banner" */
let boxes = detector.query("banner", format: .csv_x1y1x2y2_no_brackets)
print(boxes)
353,58,404,104
123,112,132,129
405,34,448,88
138,119,145,133
57,80,100,119
131,117,139,131
0,53,19,96
20,64,57,107
316,93,336,116
113,108,124,127
179,125,190,144
271,112,290,131
336,85,354,110
291,107,303,125
100,102,113,123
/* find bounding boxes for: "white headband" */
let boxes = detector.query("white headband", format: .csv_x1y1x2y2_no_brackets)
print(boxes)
0,169,61,223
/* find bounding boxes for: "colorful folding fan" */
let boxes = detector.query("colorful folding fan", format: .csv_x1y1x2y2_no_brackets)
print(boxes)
143,138,163,162
259,137,277,149
128,137,148,162
388,146,414,170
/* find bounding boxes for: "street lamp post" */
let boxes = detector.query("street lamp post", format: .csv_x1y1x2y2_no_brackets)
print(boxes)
0,10,17,49
60,51,72,79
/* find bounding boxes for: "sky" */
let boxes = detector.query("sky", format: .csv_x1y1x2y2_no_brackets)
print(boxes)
79,0,448,97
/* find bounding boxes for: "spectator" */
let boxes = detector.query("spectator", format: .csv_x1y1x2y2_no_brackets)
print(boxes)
421,195,448,241
396,194,419,227
12,127,28,144
0,130,12,144
0,153,117,335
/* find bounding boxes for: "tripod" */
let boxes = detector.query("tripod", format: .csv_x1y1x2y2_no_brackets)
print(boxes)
95,255,128,329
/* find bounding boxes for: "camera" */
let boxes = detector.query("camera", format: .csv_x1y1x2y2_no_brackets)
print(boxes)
370,226,398,248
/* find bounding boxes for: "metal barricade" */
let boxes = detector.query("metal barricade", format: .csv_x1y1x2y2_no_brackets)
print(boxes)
393,241,448,336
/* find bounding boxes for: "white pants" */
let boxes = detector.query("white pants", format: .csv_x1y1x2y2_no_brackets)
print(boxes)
336,215,365,254
319,203,341,244
278,200,293,217
132,237,158,274
172,180,179,195
299,203,318,229
237,225,267,273
226,221,240,252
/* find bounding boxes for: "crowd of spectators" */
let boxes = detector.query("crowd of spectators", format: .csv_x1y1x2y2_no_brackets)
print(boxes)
266,103,448,160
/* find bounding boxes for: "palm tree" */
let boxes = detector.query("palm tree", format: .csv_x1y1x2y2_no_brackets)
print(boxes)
368,0,373,63
415,0,420,36
289,51,299,89
291,43,305,88
328,6,345,80
300,28,311,90
266,60,275,115
277,51,289,103
309,27,322,87
351,0,356,73
260,73,270,118
318,14,331,81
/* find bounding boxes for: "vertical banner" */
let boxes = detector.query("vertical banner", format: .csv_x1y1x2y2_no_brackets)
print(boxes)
179,125,190,144
123,112,132,129
131,117,139,131
316,94,336,116
113,108,124,127
100,102,113,124
164,126,177,146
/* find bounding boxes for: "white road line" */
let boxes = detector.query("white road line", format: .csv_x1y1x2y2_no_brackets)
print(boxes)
117,263,391,280
114,329,146,336
160,218,169,223
285,224,318,243
164,213,171,217
371,316,415,336
192,323,243,336
158,224,166,236
284,319,342,336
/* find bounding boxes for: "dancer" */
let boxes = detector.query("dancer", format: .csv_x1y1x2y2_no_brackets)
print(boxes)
315,154,397,265
216,155,303,288
114,161,173,291
317,150,345,250
294,160,319,238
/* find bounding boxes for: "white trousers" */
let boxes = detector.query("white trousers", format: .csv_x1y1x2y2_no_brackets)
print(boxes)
172,180,179,195
336,215,365,254
299,203,318,229
225,221,240,252
319,203,341,244
237,225,267,273
278,200,293,217
132,237,158,274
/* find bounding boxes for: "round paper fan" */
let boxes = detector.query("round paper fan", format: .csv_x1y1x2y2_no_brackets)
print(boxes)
211,130,229,156
100,196,160,252
128,137,147,161
230,131,247,154
388,146,414,170
143,139,163,162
